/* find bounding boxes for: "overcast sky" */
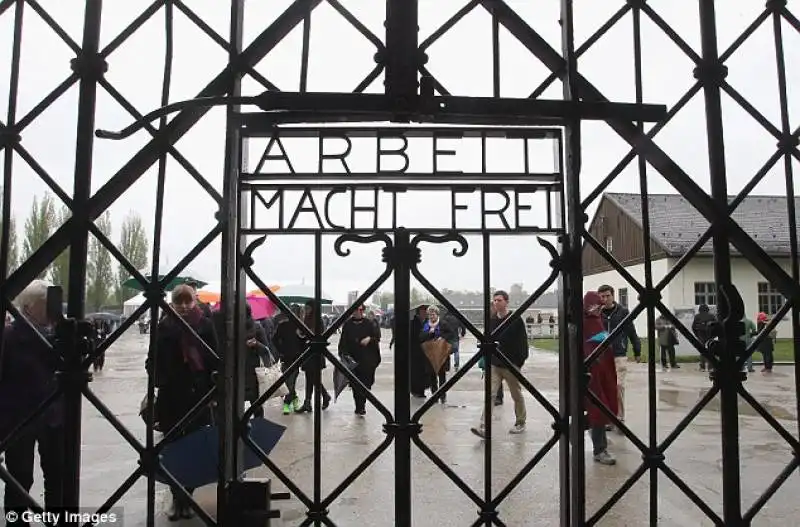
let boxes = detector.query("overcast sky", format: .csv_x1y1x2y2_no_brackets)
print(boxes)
0,1,797,302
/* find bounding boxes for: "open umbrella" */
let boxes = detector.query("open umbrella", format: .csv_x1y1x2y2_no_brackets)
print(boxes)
273,283,333,305
247,295,275,320
196,290,221,304
157,417,286,489
122,272,207,292
422,339,452,374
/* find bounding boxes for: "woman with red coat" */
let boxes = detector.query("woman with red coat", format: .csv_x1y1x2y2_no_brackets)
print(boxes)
583,291,619,466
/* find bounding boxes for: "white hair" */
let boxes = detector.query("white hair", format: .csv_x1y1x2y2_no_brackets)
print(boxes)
14,279,52,313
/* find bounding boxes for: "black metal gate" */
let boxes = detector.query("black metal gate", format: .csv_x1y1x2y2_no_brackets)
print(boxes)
1,1,799,526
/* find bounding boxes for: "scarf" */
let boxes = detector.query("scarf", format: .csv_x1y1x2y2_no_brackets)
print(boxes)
177,306,206,372
423,318,440,337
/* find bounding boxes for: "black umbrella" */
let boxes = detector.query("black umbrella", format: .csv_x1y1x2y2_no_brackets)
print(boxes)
333,355,359,401
156,417,285,489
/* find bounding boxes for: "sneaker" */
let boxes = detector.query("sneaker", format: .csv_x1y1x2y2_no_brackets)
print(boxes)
354,408,366,416
292,397,302,412
593,450,616,465
470,426,486,439
509,423,526,434
282,403,292,415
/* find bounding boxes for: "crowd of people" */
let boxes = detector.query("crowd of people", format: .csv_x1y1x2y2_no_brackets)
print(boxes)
0,278,782,522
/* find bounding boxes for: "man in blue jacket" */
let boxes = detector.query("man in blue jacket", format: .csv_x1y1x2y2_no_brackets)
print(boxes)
597,285,641,428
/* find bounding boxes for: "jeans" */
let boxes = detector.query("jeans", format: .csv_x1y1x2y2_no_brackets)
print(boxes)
3,425,64,518
744,353,753,372
452,341,460,368
590,426,608,455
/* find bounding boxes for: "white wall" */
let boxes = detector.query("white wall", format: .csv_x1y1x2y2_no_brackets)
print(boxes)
666,256,794,339
582,259,671,338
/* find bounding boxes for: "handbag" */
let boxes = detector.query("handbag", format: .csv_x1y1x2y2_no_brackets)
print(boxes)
255,348,289,400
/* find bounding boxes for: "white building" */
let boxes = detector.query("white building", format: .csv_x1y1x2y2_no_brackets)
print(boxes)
582,193,795,340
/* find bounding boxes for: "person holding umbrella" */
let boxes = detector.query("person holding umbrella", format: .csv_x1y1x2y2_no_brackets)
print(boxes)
147,284,218,520
339,304,382,415
419,305,456,404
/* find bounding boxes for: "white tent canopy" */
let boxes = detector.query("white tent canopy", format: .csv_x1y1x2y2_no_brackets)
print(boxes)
122,293,147,318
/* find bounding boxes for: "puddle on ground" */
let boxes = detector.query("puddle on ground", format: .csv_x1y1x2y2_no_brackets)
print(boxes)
658,389,796,421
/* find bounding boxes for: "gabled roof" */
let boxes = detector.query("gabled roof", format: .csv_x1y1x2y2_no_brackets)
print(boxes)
603,193,800,257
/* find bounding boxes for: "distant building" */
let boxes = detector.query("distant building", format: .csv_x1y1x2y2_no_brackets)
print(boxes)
582,193,796,339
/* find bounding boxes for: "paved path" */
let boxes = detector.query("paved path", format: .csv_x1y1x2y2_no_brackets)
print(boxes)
3,330,799,526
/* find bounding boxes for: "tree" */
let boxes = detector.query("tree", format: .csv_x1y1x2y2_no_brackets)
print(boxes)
50,206,71,295
116,211,149,304
0,215,19,275
87,212,114,311
23,193,57,279
378,291,394,309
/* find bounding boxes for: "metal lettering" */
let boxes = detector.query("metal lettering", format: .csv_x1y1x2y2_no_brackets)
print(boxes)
481,189,511,230
318,134,353,173
255,134,295,173
432,132,460,174
324,188,347,230
451,189,471,229
351,188,380,229
377,134,410,173
514,189,535,228
287,188,325,229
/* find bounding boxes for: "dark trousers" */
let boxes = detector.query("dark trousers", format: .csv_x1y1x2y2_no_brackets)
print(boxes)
352,366,376,412
590,426,608,455
303,369,329,403
495,381,504,402
660,345,677,367
430,370,447,402
762,346,774,370
3,425,64,517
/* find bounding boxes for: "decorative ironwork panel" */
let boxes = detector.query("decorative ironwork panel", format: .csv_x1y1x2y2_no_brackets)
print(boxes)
0,1,797,526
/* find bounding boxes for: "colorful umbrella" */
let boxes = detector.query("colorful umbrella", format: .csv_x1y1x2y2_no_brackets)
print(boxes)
196,290,221,304
272,283,333,305
247,295,276,320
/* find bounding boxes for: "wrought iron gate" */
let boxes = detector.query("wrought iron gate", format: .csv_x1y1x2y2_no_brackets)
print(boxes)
0,1,799,526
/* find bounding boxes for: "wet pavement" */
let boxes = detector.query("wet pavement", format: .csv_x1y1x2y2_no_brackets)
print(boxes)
3,330,799,526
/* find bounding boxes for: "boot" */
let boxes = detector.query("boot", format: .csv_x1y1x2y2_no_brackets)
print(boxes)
298,401,312,413
181,502,195,519
166,498,181,521
322,391,331,410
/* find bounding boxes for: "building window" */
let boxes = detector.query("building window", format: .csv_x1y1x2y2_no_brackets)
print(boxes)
694,282,717,306
618,287,628,308
605,236,613,253
758,282,785,316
